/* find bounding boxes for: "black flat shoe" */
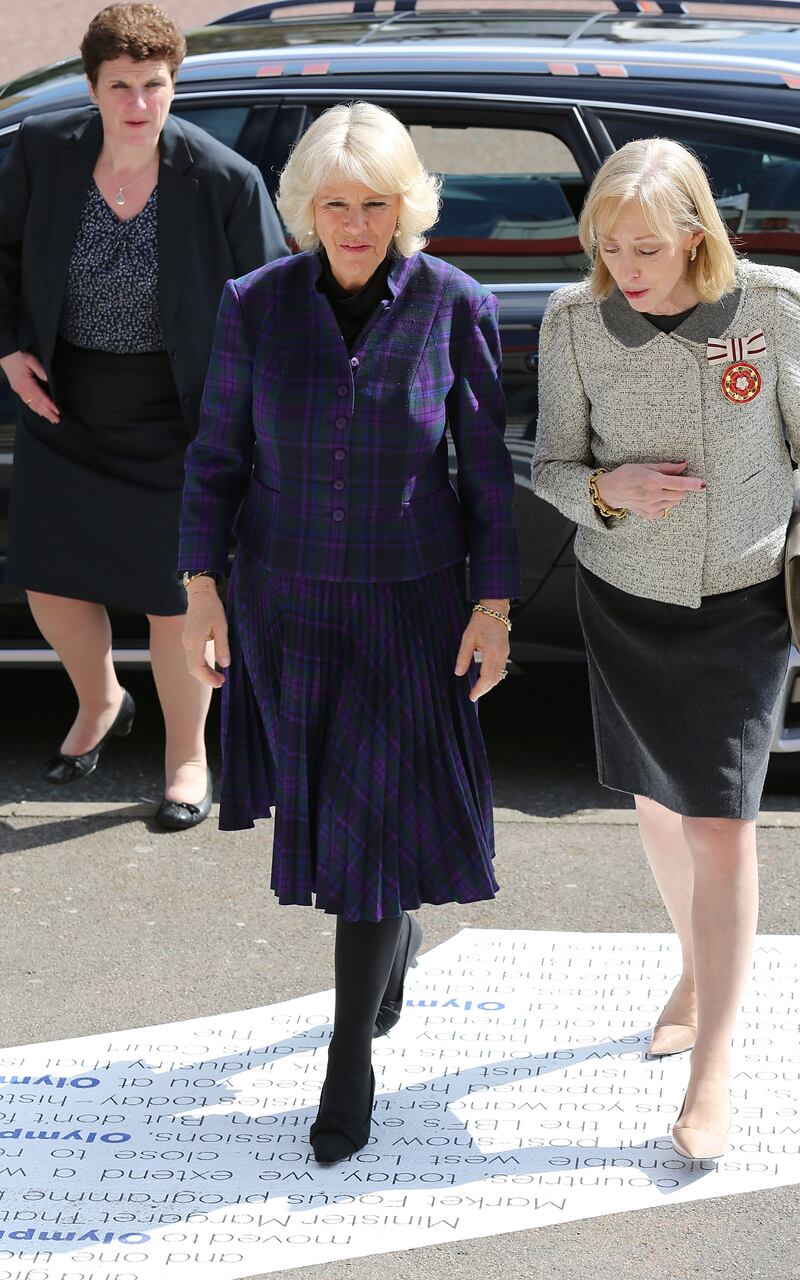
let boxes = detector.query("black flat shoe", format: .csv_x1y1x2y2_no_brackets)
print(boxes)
310,1065,375,1165
155,769,213,831
374,912,422,1038
42,689,136,785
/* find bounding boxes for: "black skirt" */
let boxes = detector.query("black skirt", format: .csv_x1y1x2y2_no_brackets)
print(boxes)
6,339,189,615
576,563,791,819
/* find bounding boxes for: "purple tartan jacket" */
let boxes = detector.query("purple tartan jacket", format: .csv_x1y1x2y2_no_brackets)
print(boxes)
179,249,520,598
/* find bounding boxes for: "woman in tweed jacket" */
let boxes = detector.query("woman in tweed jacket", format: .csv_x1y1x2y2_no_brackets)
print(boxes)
179,103,520,1166
532,138,800,1162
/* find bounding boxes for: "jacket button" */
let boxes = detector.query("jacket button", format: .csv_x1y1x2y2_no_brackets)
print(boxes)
334,448,346,460
350,357,359,368
333,478,346,491
335,416,347,429
332,508,345,522
337,385,348,397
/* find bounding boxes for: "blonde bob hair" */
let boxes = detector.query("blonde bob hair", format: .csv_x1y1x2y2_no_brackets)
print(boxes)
277,102,441,258
579,137,738,302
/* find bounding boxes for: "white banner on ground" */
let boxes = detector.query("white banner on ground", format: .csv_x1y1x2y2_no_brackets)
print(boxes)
0,929,797,1279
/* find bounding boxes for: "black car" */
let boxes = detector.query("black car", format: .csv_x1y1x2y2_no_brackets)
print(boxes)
2,0,800,753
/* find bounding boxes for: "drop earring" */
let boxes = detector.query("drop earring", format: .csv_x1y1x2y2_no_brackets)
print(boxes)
690,244,697,262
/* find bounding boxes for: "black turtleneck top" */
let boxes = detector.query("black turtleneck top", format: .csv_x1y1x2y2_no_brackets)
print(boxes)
643,305,698,334
316,250,393,352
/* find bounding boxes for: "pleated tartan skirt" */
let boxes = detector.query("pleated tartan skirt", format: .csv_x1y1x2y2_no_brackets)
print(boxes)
219,552,498,921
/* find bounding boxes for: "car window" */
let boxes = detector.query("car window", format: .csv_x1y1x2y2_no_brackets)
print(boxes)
170,104,250,152
600,113,800,269
406,125,589,286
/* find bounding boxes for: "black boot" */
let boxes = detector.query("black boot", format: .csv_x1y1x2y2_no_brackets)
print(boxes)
310,915,404,1165
374,912,422,1037
310,1065,376,1165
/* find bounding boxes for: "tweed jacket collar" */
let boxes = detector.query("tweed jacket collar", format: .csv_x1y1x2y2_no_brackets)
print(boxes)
600,281,743,348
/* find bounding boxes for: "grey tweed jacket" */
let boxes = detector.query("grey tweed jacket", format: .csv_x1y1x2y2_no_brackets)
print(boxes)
530,259,800,606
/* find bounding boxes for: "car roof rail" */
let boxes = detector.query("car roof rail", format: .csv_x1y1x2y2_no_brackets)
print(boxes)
212,0,415,24
210,0,800,23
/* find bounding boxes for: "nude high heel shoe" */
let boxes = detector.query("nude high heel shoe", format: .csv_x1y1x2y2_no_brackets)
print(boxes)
671,1090,731,1161
646,981,697,1059
646,1021,697,1059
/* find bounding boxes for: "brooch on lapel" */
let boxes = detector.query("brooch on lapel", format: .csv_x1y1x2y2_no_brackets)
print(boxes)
706,330,766,404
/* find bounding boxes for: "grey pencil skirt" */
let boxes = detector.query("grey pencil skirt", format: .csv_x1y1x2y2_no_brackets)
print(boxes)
576,563,791,819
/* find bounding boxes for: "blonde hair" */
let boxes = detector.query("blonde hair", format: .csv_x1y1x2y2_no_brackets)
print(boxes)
277,102,441,258
579,137,738,302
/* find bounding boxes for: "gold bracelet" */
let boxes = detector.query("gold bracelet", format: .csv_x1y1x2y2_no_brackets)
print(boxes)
182,570,217,588
472,603,512,632
588,469,628,520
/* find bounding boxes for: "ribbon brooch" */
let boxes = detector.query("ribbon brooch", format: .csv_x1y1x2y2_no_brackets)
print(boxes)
706,330,766,404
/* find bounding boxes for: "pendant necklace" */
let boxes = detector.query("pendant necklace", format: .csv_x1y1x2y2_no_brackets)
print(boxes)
113,169,151,207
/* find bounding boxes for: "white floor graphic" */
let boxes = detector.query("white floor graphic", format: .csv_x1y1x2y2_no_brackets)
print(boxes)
0,930,798,1280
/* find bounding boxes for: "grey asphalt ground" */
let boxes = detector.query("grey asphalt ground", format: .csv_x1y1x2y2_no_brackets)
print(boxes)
1,668,800,1279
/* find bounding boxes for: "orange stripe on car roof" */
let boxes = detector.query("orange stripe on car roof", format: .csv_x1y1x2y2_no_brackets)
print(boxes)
301,61,330,75
597,63,629,78
548,62,579,76
257,64,284,76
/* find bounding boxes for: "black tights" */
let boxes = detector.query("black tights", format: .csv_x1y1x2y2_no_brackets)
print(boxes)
327,914,405,1072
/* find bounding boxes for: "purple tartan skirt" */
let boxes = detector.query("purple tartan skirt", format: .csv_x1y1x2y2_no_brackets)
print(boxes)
219,553,499,920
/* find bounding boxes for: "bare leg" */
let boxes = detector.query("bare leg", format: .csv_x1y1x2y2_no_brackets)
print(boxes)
148,613,211,803
635,795,697,1050
27,591,124,754
676,816,758,1141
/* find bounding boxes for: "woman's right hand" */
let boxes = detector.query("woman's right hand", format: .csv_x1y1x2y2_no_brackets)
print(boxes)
596,462,706,521
0,350,60,424
182,578,230,688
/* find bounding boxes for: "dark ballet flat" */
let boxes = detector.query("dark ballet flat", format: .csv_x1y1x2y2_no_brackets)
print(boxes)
374,912,422,1038
42,689,136,785
310,1066,375,1165
155,769,213,831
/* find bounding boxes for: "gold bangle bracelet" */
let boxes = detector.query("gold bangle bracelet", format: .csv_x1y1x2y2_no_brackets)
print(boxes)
588,469,628,520
472,603,512,632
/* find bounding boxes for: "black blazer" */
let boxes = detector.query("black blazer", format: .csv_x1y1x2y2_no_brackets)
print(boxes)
0,107,288,431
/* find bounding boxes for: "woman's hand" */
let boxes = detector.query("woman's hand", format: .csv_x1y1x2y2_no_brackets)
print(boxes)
455,598,510,702
0,350,60,424
596,462,705,521
182,578,230,688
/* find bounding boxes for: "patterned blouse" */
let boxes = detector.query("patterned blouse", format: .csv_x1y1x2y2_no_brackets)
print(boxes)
59,182,164,354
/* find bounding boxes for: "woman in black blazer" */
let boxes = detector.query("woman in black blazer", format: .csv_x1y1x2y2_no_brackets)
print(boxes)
0,3,286,827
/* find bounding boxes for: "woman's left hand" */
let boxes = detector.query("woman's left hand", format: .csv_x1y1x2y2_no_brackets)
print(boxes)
455,598,511,702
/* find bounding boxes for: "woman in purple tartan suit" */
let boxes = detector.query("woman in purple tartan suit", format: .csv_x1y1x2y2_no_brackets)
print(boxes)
178,103,521,1164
